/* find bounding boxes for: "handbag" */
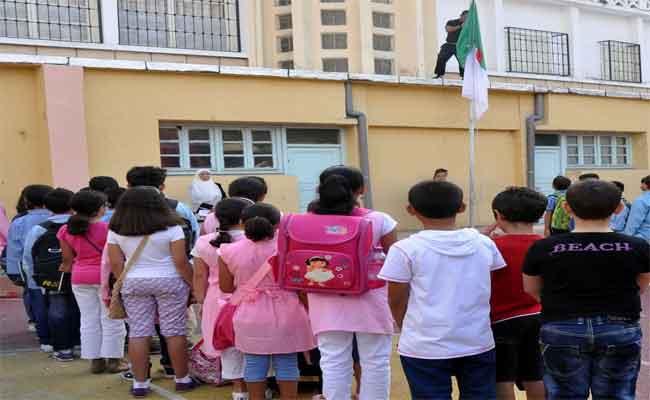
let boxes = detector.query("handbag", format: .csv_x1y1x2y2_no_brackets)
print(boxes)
108,236,150,320
213,262,272,351
188,339,222,385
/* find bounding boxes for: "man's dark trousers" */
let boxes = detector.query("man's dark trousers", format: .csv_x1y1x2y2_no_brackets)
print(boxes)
434,43,464,78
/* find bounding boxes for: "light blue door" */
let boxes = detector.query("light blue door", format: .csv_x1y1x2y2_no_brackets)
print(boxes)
287,147,342,212
534,147,562,196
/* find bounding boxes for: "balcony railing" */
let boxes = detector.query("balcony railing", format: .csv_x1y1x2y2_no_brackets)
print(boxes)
0,0,242,53
505,27,571,77
584,0,650,12
599,40,642,83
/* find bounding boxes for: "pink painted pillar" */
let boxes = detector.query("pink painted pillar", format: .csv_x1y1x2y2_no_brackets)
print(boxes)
42,64,90,190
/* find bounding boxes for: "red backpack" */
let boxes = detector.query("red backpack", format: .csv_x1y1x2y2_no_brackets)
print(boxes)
276,208,386,295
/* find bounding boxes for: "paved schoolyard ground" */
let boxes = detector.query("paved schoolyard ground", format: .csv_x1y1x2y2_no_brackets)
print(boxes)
0,294,532,400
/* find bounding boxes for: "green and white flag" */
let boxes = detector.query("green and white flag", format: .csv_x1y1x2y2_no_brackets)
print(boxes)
457,0,489,120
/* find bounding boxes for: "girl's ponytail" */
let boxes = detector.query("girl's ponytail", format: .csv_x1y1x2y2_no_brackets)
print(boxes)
67,190,107,236
209,198,250,248
313,174,355,216
241,203,281,242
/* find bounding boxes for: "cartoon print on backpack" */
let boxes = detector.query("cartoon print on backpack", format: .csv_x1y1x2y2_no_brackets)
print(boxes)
304,256,336,287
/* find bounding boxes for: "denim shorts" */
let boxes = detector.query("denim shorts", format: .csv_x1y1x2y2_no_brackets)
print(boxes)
540,315,642,400
243,353,299,383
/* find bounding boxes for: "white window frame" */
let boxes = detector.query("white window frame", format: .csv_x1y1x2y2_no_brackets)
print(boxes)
563,134,632,168
277,14,292,30
321,32,347,49
160,125,284,174
322,57,349,72
277,35,293,52
0,0,248,58
321,9,346,26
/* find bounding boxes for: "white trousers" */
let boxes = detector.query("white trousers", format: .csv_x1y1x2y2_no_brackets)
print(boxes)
72,284,126,359
318,331,392,400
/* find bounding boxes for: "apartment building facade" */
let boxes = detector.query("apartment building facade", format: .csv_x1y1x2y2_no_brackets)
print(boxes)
1,0,650,231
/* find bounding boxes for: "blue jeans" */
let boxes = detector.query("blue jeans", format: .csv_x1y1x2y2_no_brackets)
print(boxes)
243,353,299,383
540,316,642,400
400,349,497,400
28,288,50,345
48,291,80,351
23,289,34,322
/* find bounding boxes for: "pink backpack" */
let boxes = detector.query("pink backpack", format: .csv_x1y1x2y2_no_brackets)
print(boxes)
277,208,386,295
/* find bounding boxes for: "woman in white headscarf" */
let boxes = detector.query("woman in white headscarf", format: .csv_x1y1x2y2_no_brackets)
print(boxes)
190,169,225,221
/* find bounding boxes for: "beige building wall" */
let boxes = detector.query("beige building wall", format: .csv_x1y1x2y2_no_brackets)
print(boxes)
0,66,53,214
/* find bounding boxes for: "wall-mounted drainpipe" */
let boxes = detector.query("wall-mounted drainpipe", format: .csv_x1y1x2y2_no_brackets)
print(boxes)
526,93,546,189
345,81,374,209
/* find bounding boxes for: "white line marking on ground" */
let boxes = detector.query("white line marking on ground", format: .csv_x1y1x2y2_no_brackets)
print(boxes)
149,383,188,400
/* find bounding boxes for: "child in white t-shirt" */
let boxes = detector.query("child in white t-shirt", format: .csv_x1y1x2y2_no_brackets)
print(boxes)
379,180,505,400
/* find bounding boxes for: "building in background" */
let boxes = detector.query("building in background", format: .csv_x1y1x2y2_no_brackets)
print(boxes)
0,0,649,232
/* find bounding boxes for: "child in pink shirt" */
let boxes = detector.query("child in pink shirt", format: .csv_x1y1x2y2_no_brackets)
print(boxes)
219,203,315,400
192,198,249,399
58,190,126,373
306,166,398,400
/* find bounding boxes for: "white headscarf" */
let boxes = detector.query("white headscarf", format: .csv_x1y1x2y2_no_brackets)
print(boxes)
190,169,222,211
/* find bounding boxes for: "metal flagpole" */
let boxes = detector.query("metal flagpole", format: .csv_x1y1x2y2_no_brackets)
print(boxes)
469,102,476,228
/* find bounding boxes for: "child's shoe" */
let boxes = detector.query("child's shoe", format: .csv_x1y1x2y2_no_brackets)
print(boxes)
175,376,199,392
91,358,107,374
106,358,129,373
27,322,36,332
53,350,74,362
131,380,151,398
40,344,53,353
232,393,249,400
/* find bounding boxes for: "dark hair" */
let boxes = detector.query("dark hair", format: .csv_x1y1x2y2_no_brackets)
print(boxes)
242,203,281,242
320,166,364,192
89,176,119,193
109,186,183,236
209,198,251,248
409,181,464,219
126,166,167,189
578,173,600,181
612,181,625,193
67,190,107,235
228,176,268,202
641,175,650,186
44,188,74,214
434,168,448,176
461,10,469,15
15,187,28,214
492,187,547,223
23,185,54,209
105,187,126,209
552,176,571,191
311,166,365,215
566,180,621,220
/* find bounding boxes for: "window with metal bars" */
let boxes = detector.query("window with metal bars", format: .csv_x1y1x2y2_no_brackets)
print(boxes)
373,33,393,51
320,9,345,25
566,135,631,168
374,57,393,75
276,13,291,30
505,27,570,76
275,0,290,5
0,0,101,43
372,11,393,29
321,32,346,49
159,126,281,171
599,40,641,83
117,0,241,52
322,58,348,72
277,35,292,52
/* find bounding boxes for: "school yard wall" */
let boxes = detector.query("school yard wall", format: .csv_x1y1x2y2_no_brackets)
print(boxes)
0,66,52,215
1,64,650,231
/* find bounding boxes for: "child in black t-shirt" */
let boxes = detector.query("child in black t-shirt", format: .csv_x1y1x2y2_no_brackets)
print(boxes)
523,180,650,400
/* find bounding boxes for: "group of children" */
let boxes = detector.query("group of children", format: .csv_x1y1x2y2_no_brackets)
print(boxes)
1,165,649,400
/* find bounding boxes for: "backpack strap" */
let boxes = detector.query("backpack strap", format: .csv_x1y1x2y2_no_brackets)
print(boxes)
82,235,104,255
229,262,272,306
114,236,149,285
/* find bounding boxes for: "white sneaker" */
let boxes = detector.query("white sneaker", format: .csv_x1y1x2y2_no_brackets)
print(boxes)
265,389,273,400
232,393,249,400
27,323,36,332
40,344,54,353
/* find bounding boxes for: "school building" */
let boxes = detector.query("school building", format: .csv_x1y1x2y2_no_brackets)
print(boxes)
1,0,650,232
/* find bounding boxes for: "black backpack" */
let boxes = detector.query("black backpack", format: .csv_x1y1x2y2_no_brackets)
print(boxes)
165,198,195,257
32,221,71,293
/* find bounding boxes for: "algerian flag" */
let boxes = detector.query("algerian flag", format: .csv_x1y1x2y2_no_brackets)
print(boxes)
457,0,489,121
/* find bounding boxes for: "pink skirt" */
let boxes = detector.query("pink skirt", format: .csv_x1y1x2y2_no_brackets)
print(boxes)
233,288,315,355
637,291,650,399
